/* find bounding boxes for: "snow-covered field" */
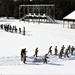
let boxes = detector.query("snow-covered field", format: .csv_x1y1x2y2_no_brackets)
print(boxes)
0,19,75,75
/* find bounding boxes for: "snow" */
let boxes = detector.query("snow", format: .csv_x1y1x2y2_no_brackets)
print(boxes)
0,19,75,75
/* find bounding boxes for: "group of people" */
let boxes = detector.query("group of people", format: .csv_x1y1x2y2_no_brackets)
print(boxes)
0,24,25,35
59,45,75,58
20,45,75,64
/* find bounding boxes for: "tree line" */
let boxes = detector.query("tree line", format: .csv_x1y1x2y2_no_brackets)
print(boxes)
0,0,75,20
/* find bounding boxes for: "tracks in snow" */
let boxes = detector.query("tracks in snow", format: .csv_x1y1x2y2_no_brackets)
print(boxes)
0,54,75,66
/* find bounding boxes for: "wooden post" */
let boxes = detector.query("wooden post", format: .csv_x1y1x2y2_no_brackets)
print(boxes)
46,6,47,22
23,7,25,22
63,20,64,28
54,5,55,22
39,6,40,24
44,6,45,22
33,6,34,23
19,6,21,22
28,6,29,22
68,21,69,28
73,21,74,25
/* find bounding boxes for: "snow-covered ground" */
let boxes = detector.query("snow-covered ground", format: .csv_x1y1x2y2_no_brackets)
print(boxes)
0,19,75,75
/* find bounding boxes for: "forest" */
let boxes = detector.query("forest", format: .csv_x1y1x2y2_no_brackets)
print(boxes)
0,0,75,20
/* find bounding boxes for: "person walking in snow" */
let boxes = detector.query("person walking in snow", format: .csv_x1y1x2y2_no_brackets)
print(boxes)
60,45,65,54
54,46,58,55
47,46,52,55
21,48,27,61
61,45,65,51
23,53,27,64
23,27,25,35
34,47,38,57
43,54,48,64
59,47,64,58
64,48,69,58
67,45,71,53
71,46,75,55
14,26,17,33
19,27,21,34
59,49,62,58
0,24,3,29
